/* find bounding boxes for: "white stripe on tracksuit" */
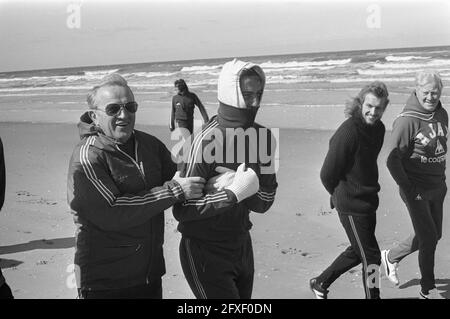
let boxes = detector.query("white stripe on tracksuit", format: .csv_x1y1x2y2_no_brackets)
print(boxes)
183,191,229,207
185,238,207,299
80,136,182,207
256,190,276,201
186,120,219,177
348,215,371,298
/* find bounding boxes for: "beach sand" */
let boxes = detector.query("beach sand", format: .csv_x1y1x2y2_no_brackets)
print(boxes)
0,120,449,299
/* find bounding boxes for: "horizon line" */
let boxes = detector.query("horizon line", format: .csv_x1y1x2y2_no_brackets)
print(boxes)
1,43,449,75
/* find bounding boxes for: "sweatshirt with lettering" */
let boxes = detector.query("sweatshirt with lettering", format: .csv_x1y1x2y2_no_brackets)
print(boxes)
386,92,448,196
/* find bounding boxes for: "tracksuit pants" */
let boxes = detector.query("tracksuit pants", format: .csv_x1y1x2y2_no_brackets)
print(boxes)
179,234,254,299
388,185,447,293
77,277,162,299
316,212,381,299
0,268,13,299
176,120,194,136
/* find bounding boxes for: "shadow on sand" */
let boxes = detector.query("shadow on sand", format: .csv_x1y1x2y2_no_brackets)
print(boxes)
0,258,23,269
0,237,75,255
399,278,450,298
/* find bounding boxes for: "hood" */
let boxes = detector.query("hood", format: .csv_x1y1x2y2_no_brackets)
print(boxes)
216,59,265,128
217,58,266,109
78,111,101,139
399,91,443,122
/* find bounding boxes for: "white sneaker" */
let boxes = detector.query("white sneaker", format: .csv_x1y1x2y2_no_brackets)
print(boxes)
420,288,445,299
381,249,399,285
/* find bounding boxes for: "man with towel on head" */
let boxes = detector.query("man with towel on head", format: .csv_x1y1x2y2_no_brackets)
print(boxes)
173,59,278,299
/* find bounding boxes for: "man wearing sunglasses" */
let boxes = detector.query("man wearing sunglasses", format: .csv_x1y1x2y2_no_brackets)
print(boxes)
67,74,206,299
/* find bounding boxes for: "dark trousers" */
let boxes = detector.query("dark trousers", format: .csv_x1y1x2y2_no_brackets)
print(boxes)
0,269,14,299
176,120,194,135
180,234,254,299
77,277,162,299
316,213,381,299
389,186,446,293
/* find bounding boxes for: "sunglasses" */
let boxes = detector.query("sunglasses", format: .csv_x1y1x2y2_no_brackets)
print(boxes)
98,101,138,116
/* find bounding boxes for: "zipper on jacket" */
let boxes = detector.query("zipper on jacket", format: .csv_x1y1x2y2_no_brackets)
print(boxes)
115,141,147,186
133,138,147,181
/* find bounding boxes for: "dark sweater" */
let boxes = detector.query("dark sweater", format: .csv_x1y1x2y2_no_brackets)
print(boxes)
173,107,278,242
320,115,385,216
386,92,447,197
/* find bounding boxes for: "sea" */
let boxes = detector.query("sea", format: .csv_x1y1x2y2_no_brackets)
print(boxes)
1,45,449,129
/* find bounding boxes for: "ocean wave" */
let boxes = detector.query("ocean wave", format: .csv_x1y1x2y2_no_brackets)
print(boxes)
0,75,71,83
264,66,336,73
0,86,91,93
0,68,122,85
330,77,416,83
373,59,450,69
188,70,221,76
350,55,386,63
180,64,222,72
122,71,177,78
267,76,328,84
356,69,416,76
84,69,120,79
385,55,431,62
260,59,351,69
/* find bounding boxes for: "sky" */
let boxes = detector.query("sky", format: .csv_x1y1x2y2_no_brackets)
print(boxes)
0,0,449,72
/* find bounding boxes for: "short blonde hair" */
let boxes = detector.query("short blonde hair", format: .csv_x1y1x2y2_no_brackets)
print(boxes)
415,71,443,91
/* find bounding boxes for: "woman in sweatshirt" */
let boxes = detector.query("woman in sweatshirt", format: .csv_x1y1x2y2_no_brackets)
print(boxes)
381,71,447,299
310,82,389,299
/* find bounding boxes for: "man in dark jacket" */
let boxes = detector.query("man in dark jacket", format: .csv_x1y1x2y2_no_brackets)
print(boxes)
0,136,14,299
381,71,447,299
67,74,206,299
310,82,389,299
173,59,278,299
170,79,209,136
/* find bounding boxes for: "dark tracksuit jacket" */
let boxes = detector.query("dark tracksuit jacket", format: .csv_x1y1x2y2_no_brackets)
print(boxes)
173,106,278,299
173,59,277,299
67,113,184,291
386,92,448,292
173,116,278,241
172,113,278,299
318,114,385,299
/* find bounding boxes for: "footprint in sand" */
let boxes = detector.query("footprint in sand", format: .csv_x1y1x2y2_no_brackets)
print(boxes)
301,251,322,258
16,191,58,205
17,230,32,234
281,247,301,255
280,247,321,259
16,190,34,197
317,210,333,216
